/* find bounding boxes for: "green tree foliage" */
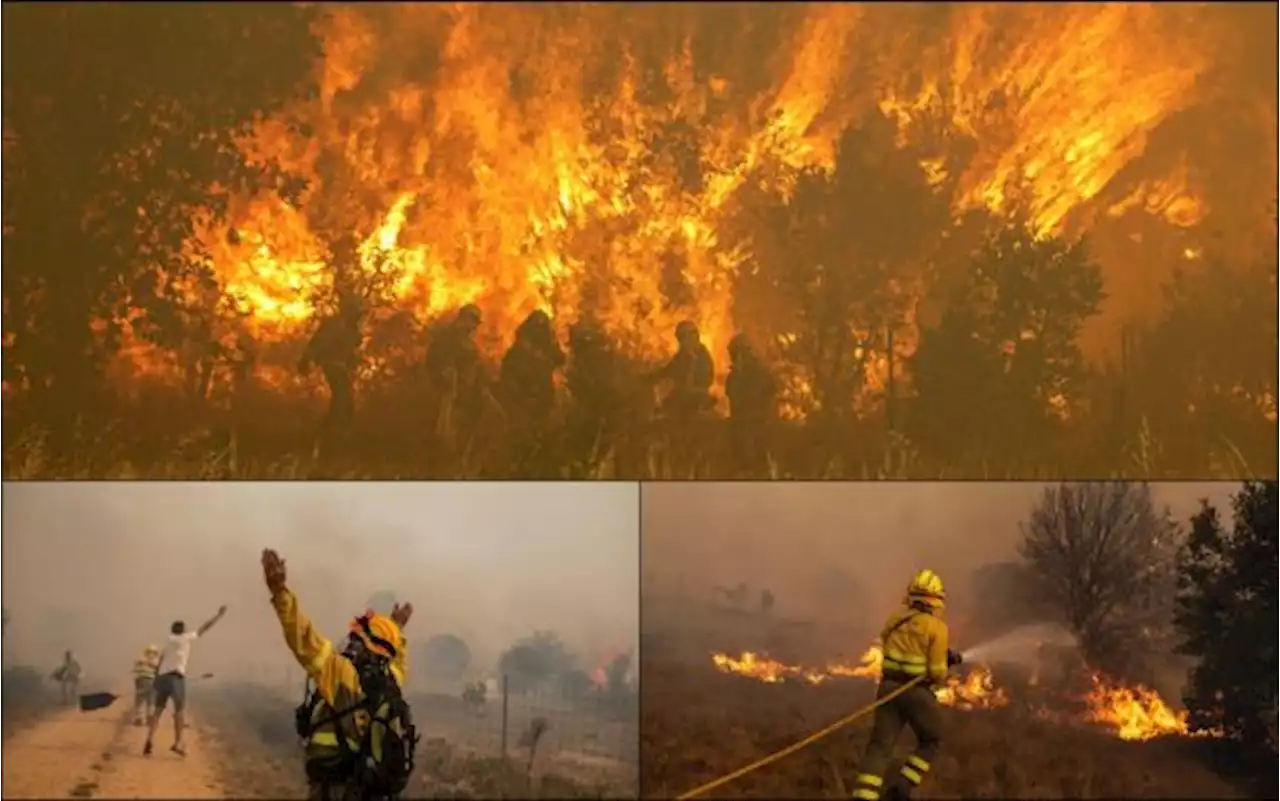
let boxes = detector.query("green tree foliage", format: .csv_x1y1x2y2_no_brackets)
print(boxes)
2,4,321,430
909,224,1104,466
1175,482,1278,765
1018,482,1177,676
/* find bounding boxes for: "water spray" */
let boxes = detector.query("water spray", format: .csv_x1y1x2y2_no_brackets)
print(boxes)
961,623,1079,665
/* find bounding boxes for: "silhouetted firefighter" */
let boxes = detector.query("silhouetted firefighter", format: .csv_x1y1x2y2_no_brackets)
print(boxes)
299,297,362,439
725,333,777,473
649,319,714,420
499,309,566,434
424,304,488,448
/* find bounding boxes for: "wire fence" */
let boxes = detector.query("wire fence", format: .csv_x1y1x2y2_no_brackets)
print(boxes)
413,676,639,781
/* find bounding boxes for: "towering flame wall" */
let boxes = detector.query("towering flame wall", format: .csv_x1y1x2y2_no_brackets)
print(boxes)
165,3,1273,391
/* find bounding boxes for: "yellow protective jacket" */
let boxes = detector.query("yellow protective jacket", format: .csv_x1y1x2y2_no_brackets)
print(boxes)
270,588,409,764
133,654,159,682
877,607,949,686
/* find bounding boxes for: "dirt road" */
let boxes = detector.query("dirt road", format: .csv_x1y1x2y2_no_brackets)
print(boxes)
2,696,227,800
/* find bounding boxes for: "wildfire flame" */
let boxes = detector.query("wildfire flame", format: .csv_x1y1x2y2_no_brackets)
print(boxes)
709,649,1233,739
709,646,1007,710
1081,671,1221,742
81,3,1262,403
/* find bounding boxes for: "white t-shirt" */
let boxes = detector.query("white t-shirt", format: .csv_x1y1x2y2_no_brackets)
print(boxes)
159,631,200,677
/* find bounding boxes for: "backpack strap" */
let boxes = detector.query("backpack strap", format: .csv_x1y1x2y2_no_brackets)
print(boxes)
881,611,920,643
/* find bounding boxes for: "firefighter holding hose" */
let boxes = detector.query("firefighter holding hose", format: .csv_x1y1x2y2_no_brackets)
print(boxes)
852,570,963,801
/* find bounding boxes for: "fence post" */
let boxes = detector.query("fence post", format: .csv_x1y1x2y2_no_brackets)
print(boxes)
500,673,509,760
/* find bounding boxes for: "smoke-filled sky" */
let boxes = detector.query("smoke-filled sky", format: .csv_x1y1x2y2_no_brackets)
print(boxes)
642,482,1239,622
2,482,638,689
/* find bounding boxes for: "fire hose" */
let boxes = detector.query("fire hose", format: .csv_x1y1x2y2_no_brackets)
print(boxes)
675,674,928,800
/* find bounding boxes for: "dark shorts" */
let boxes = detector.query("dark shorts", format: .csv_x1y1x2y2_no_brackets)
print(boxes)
153,671,186,712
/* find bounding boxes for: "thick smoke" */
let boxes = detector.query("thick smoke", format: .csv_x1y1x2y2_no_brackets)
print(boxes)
1,483,639,693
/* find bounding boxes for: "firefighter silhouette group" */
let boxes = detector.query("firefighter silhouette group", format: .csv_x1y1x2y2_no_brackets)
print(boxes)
298,301,779,468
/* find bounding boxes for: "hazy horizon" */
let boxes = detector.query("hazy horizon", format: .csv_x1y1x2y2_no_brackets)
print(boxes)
642,481,1241,626
3,482,639,691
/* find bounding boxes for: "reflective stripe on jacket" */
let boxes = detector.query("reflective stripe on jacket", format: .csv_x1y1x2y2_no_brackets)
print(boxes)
879,608,949,684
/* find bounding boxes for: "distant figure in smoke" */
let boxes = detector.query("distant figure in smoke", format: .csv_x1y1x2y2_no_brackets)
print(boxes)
50,650,81,706
424,304,489,446
499,309,566,433
299,299,363,438
649,320,714,419
462,680,487,717
725,334,777,472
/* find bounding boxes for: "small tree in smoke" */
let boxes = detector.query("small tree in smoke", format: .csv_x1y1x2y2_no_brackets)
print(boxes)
498,631,576,693
1175,482,1278,772
420,634,472,684
1017,482,1178,676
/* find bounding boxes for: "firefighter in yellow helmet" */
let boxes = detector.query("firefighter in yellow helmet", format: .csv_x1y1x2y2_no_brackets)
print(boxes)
261,549,420,801
851,570,963,801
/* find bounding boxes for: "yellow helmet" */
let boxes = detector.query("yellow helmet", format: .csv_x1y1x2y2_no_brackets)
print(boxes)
349,611,403,661
907,569,946,609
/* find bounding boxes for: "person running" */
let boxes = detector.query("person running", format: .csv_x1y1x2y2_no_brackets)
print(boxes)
144,605,227,756
133,644,161,726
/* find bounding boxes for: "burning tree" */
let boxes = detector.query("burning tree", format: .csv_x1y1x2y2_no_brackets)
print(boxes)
909,221,1104,467
1129,262,1279,474
1018,482,1178,676
1175,481,1278,766
2,4,321,445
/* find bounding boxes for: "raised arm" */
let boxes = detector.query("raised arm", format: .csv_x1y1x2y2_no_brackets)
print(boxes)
196,605,228,637
261,548,357,705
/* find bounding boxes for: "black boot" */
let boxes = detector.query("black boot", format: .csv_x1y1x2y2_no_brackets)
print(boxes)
884,782,912,801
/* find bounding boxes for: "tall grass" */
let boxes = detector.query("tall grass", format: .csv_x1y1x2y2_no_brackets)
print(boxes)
2,393,1267,480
